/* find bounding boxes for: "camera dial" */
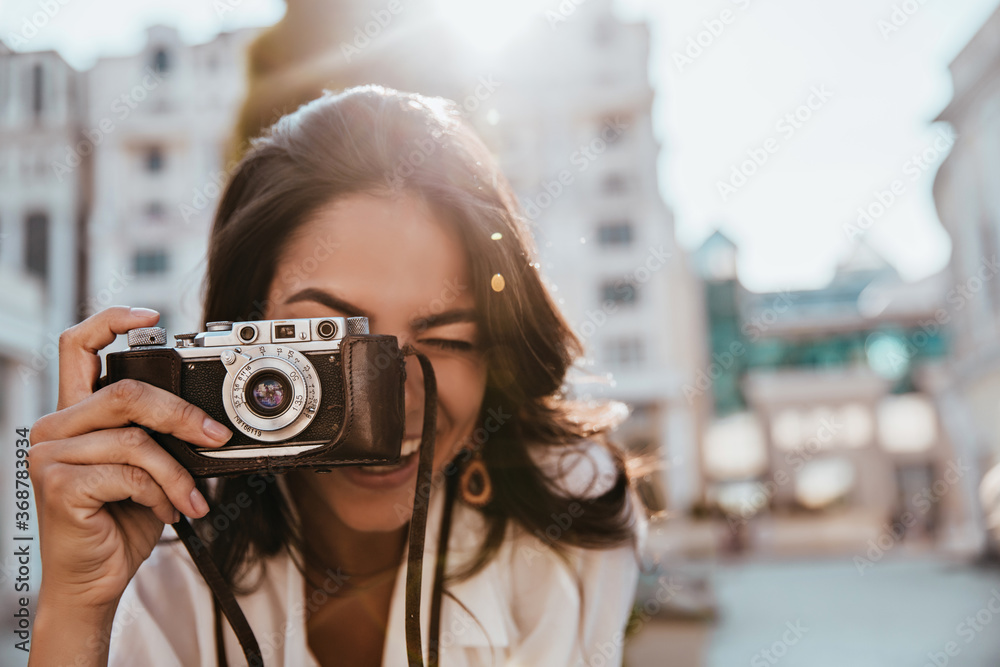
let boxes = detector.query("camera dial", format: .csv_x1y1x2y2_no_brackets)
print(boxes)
221,344,321,442
126,327,167,347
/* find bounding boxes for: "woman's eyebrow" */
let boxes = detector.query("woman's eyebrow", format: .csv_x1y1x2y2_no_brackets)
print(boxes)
285,288,370,319
411,309,477,332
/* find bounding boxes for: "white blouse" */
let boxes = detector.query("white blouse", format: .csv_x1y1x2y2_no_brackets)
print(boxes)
108,445,640,666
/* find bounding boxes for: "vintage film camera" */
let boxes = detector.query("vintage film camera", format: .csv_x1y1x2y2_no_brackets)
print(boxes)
103,317,405,477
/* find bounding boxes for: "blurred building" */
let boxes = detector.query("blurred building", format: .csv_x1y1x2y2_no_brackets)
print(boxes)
0,40,86,449
85,25,258,337
934,3,1000,548
470,1,708,514
694,233,981,553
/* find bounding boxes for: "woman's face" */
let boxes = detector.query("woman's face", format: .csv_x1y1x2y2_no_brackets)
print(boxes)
266,192,487,533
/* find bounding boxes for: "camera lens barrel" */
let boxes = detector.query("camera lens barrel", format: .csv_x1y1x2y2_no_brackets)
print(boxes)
244,370,293,418
221,344,320,441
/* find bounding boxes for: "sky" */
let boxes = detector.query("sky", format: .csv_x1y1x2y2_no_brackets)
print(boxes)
628,0,1000,291
1,0,998,291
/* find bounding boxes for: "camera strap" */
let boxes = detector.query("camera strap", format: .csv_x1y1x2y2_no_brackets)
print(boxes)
402,348,439,667
171,348,442,667
173,517,262,665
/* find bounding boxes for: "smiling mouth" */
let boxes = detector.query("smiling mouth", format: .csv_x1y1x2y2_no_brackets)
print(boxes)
356,436,423,474
400,436,421,456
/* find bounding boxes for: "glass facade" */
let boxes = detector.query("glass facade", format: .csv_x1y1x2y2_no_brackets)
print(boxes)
702,277,949,415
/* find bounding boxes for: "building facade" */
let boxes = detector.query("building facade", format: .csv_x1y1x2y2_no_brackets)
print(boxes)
84,25,258,341
694,234,981,553
933,4,1000,547
0,41,86,450
467,0,708,514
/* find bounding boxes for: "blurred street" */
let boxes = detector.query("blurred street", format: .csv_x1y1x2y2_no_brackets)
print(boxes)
703,556,1000,667
628,551,1000,666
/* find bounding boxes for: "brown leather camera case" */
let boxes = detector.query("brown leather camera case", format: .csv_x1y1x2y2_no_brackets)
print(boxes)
101,335,405,477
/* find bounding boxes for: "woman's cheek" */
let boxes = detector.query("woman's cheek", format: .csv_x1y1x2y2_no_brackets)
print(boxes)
434,357,488,449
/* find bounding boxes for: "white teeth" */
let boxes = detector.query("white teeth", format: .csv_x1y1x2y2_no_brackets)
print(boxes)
358,463,402,472
400,437,421,456
355,438,421,472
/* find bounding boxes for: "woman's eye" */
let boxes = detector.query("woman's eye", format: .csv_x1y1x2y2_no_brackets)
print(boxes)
420,339,475,352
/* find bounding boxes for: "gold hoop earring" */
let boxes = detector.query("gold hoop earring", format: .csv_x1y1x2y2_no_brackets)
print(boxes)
459,451,493,507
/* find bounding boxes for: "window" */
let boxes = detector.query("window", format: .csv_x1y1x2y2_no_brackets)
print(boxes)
593,18,615,45
605,337,645,367
32,64,43,119
145,201,165,220
599,114,630,145
24,212,48,280
601,173,628,195
133,249,169,275
601,279,637,306
33,151,46,177
597,220,633,247
152,48,170,74
145,146,164,173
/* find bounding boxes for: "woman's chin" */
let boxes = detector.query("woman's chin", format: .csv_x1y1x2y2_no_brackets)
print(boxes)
314,466,421,533
336,506,412,533
329,493,414,532
293,433,463,533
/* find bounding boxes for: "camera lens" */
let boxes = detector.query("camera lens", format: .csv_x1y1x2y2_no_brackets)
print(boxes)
317,319,337,339
244,370,293,418
238,325,257,343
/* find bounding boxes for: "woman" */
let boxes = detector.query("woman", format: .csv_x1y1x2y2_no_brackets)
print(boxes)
28,86,641,666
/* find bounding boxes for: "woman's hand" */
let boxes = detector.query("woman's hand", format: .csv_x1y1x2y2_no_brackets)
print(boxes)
27,307,232,666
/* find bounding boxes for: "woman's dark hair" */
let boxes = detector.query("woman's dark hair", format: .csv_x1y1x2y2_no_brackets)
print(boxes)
195,85,637,589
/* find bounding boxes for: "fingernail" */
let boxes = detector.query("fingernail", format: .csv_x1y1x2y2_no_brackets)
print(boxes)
190,488,209,516
203,417,232,442
172,509,180,524
130,307,159,318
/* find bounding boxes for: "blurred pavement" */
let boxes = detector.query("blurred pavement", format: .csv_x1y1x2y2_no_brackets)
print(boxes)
628,555,1000,667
